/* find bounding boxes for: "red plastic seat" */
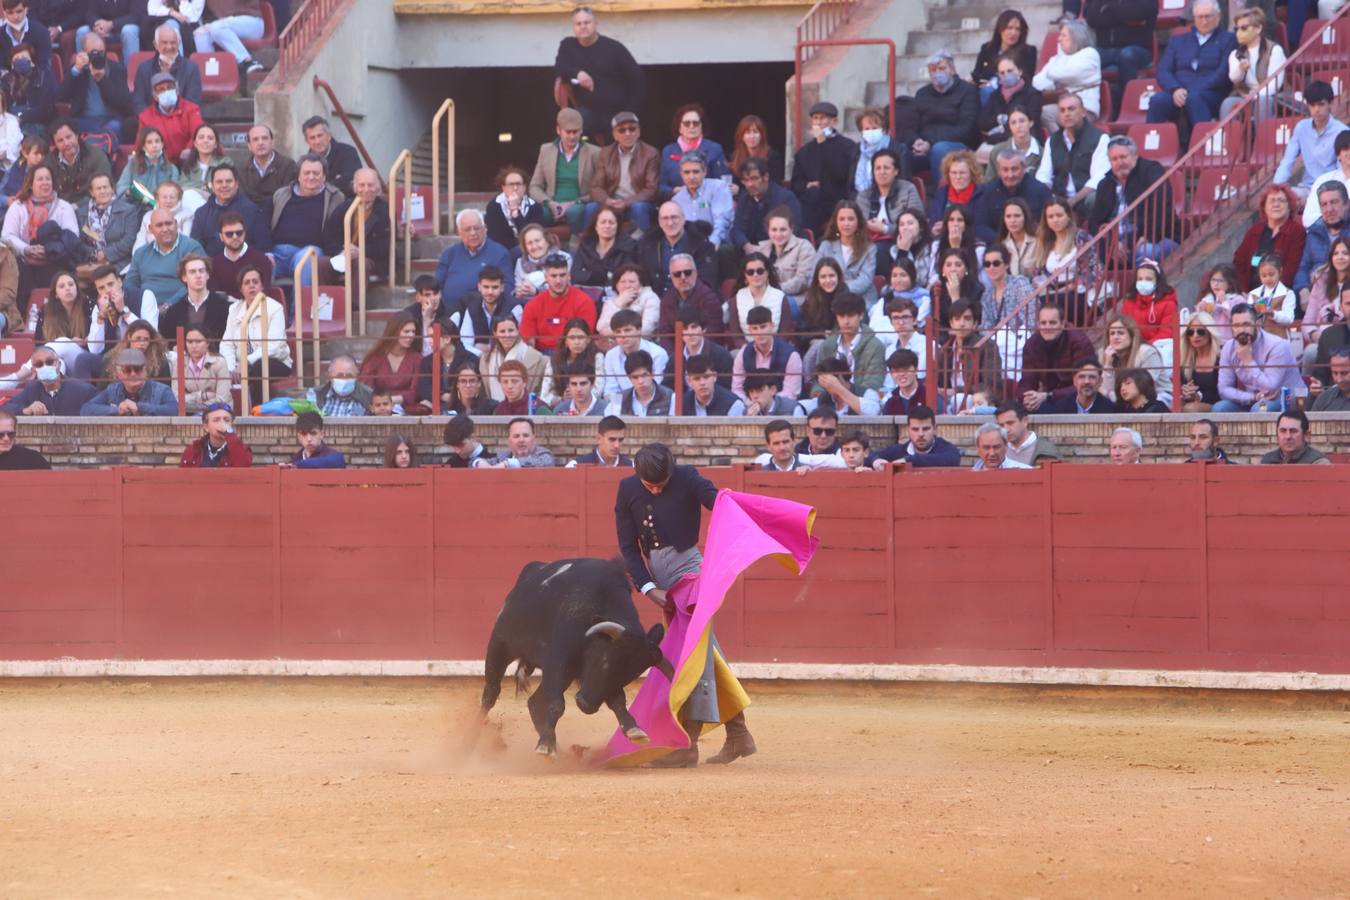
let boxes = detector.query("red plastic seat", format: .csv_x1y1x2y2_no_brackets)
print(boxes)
192,52,240,101
125,51,154,91
394,185,435,236
1184,120,1245,170
1128,122,1180,167
1187,166,1253,222
1112,79,1162,131
0,334,33,379
1253,117,1300,167
1157,0,1188,29
1038,30,1059,70
1295,20,1350,70
289,285,347,338
242,1,279,51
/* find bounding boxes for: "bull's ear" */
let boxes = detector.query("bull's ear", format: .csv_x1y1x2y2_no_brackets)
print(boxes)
646,623,665,645
585,621,626,640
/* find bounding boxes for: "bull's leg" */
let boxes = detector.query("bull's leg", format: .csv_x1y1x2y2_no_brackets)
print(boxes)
527,686,566,757
481,638,513,718
606,690,647,744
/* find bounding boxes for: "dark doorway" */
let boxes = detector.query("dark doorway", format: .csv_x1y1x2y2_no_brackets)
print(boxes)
432,61,794,189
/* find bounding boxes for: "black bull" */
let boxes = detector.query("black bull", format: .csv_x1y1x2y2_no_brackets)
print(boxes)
481,557,675,756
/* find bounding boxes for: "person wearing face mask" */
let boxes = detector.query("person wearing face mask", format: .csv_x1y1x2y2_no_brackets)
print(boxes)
1120,261,1178,343
850,108,906,200
2,42,56,133
137,71,204,163
910,50,981,181
312,354,373,417
976,53,1041,160
1,343,96,415
0,1,53,72
789,101,859,235
180,402,253,467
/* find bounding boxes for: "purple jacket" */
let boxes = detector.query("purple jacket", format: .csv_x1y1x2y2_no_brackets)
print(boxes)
1218,332,1305,404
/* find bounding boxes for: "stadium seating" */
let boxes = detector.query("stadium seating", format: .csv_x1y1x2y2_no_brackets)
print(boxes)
1112,79,1162,132
193,52,241,102
1129,122,1179,167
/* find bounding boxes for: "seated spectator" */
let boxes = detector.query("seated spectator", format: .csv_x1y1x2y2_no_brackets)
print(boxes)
872,273,931,361
1233,184,1305,292
382,434,418,468
980,244,1034,335
655,252,723,341
221,265,291,401
107,317,170,380
732,157,801,254
78,172,139,274
797,355,881,416
208,210,272,295
1260,409,1331,465
51,121,112,204
925,206,985,292
80,346,177,414
1221,6,1285,121
794,258,842,355
3,42,56,134
1120,261,1179,343
1304,132,1350,229
190,162,271,255
3,163,79,297
977,54,1041,161
1302,236,1350,352
124,205,204,306
359,313,421,412
1,342,95,414
494,359,552,416
998,197,1037,276
815,199,878,306
313,354,372,417
289,411,346,469
435,208,515,305
670,304,732,387
180,401,252,466
548,317,601,395
301,115,360,199
33,269,103,377
240,123,298,207
1310,346,1350,411
519,252,596,352
486,164,547,250
931,246,984,333
0,133,47,209
479,314,550,401
1042,358,1114,413
530,107,598,234
971,11,1036,103
910,51,980,180
759,419,848,471
670,150,733,263
375,386,403,414
1187,262,1239,337
1184,418,1231,463
1109,427,1143,464
1088,136,1180,266
1273,81,1346,201
605,349,672,416
454,265,517,356
982,107,1042,185
681,353,744,416
601,307,667,407
566,414,632,467
934,298,1000,413
131,180,204,262
137,72,204,162
551,362,604,416
270,153,347,288
878,209,933,285
571,206,636,290
1294,181,1347,300
430,359,496,416
180,122,230,193
87,265,155,361
732,305,802,401
1179,311,1221,411
596,261,659,340
638,201,716,297
756,207,814,304
869,405,960,468
970,421,1032,469
158,253,229,344
0,409,50,468
1116,367,1170,413
819,291,884,393
1147,0,1236,130
729,114,785,187
116,127,177,206
442,414,493,468
513,222,569,301
1033,20,1101,131
586,110,659,234
995,400,1060,465
192,0,268,76
743,372,797,417
881,347,925,416
852,108,908,193
59,32,132,142
1215,302,1305,412
476,417,555,468
791,101,857,234
658,103,728,195
1246,254,1296,330
1035,95,1109,212
1032,197,1100,324
729,250,789,341
342,167,391,283
0,1,52,72
1085,0,1156,108
928,149,982,228
399,273,454,351
1100,312,1170,403
1309,281,1350,382
972,150,1049,245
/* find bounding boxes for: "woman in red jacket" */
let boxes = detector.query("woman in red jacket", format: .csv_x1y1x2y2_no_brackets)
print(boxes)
1232,184,1305,293
359,313,422,411
1119,261,1179,344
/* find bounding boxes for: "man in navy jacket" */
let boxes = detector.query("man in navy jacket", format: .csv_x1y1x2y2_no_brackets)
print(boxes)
868,405,962,468
1147,0,1238,127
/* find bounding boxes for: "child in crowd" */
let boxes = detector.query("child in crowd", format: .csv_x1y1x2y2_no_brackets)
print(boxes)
1246,254,1297,329
839,432,871,470
369,389,396,416
1185,263,1241,339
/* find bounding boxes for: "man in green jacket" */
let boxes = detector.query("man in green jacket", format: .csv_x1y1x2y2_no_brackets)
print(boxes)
817,292,886,393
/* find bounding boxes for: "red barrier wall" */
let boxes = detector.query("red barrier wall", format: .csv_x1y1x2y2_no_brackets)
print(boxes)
4,466,1349,673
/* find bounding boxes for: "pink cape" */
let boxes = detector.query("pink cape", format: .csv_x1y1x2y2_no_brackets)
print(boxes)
600,489,819,767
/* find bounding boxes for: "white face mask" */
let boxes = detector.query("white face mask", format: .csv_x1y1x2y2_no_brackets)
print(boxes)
331,377,356,396
861,128,884,145
35,363,59,383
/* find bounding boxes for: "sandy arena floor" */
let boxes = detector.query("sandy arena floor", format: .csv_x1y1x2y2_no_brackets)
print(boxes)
1,678,1348,898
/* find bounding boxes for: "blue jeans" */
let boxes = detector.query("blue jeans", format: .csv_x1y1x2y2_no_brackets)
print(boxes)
75,22,141,55
582,200,653,233
273,243,322,287
906,141,968,181
1211,398,1283,412
1098,45,1153,110
193,15,264,63
1147,89,1222,127
1135,238,1179,265
71,115,122,142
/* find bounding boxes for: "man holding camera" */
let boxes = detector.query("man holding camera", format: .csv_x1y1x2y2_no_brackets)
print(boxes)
57,31,132,142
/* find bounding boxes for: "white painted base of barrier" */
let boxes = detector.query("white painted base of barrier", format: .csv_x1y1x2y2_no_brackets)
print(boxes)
1,659,1347,691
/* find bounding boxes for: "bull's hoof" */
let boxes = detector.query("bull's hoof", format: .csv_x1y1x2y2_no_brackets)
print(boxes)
624,725,649,744
534,742,558,759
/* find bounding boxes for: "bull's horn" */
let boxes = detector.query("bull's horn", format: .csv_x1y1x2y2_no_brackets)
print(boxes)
585,621,626,640
653,656,675,680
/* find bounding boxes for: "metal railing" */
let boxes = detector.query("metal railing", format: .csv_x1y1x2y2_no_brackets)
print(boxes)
795,0,862,64
343,198,368,337
431,99,456,237
277,0,339,76
292,247,322,390
387,149,413,291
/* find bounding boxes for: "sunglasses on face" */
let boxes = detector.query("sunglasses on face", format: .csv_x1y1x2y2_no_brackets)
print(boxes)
220,229,245,238
744,267,767,275
1185,328,1208,337
811,427,837,437
672,269,695,278
616,125,638,134
983,259,1004,268
0,431,15,439
117,365,145,374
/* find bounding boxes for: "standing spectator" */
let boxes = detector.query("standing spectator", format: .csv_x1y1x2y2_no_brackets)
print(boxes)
1085,0,1156,108
553,6,643,140
869,405,961,468
50,119,111,201
519,252,596,352
1304,132,1350,229
586,111,659,234
566,414,631,466
131,23,202,114
972,150,1050,244
1035,94,1109,212
288,411,346,469
815,199,877,305
220,264,290,401
655,252,722,341
1294,181,1347,299
637,201,716,297
909,51,980,180
1119,261,1179,343
208,210,271,295
1221,6,1285,121
123,205,204,306
192,0,267,75
479,314,550,401
729,114,784,186
116,127,177,205
301,115,360,200
529,107,598,235
382,434,419,469
1088,136,1179,266
1310,346,1350,411
1109,427,1143,464
79,346,177,414
1214,302,1305,411
1233,184,1305,292
313,355,372,417
596,261,659,339
659,104,729,194
169,324,230,412
477,417,555,468
240,124,298,206
3,163,79,299
755,208,814,305
180,402,253,467
1259,410,1331,465
728,251,788,341
1043,358,1114,413
158,252,228,343
570,206,635,290
359,313,421,411
269,153,346,288
732,305,802,401
1273,81,1346,201
137,72,204,162
790,101,857,235
436,209,515,304
58,32,132,142
1178,311,1221,411
3,41,56,134
0,409,50,468
669,150,733,260
680,353,744,416
972,11,1036,103
485,164,547,250
1147,0,1236,129
731,158,801,254
1,343,95,415
976,54,1041,159
190,162,270,255
0,0,51,72
1033,20,1101,131
77,172,139,274
995,400,1060,466
859,149,921,244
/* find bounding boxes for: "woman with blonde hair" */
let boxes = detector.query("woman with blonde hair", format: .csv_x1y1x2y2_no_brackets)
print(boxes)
927,148,982,226
513,223,569,300
1177,311,1221,412
1098,312,1171,404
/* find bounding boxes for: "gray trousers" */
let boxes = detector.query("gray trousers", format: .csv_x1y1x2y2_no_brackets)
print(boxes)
649,546,720,725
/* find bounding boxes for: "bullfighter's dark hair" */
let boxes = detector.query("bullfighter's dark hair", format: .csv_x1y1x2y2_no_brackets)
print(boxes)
634,442,674,485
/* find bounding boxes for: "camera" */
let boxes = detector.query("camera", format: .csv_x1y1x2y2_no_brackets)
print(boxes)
89,49,106,70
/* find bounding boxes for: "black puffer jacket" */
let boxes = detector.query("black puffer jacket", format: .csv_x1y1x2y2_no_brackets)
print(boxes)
913,78,981,148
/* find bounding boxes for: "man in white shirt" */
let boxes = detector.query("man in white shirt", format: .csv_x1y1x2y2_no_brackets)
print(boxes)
1035,94,1110,210
756,419,848,471
971,421,1033,469
552,366,606,416
1303,131,1350,228
994,400,1061,466
605,351,673,416
602,308,669,407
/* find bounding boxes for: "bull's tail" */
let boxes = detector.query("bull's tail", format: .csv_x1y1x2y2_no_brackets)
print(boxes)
513,661,535,698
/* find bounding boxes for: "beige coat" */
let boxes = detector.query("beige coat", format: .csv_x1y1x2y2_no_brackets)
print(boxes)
170,353,232,412
755,234,816,296
529,141,601,205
